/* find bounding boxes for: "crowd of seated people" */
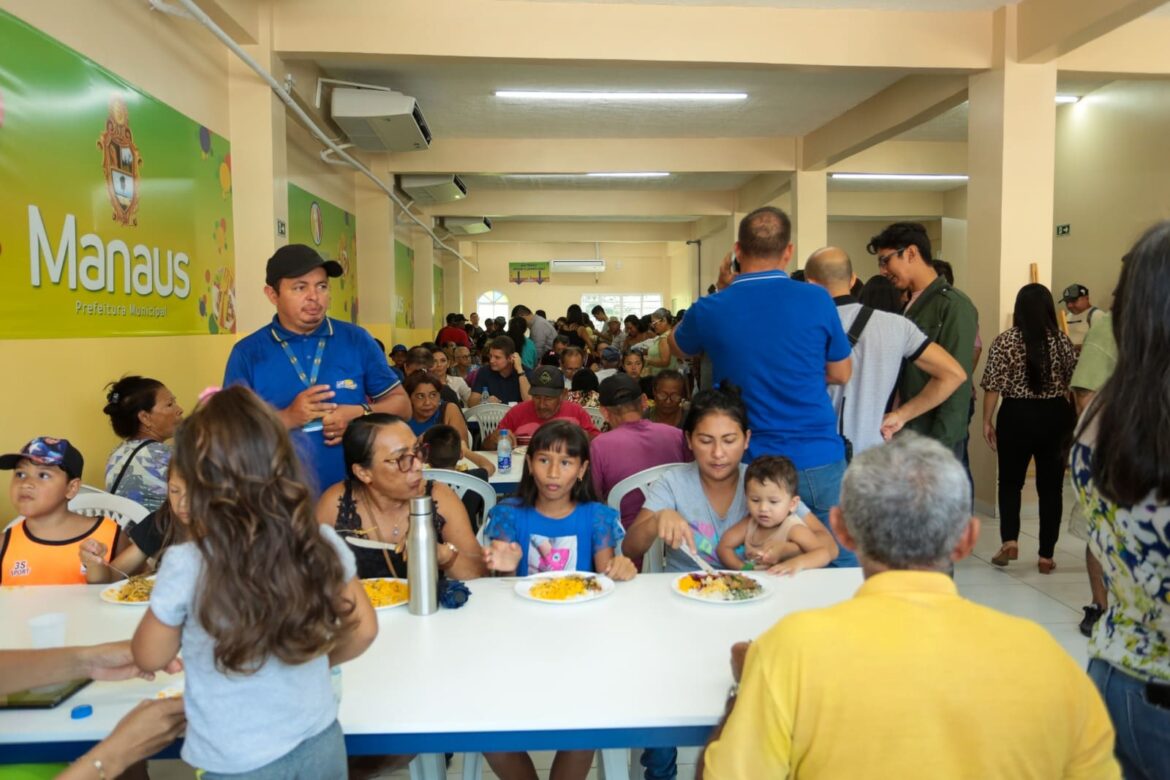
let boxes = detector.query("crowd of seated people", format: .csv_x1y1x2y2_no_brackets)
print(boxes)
4,215,1168,779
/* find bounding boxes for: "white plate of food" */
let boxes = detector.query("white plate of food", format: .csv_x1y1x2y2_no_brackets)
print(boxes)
362,577,410,611
514,571,615,604
100,576,155,606
672,571,772,604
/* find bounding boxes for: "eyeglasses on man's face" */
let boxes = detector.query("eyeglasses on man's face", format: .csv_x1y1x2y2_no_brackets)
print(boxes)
876,248,905,269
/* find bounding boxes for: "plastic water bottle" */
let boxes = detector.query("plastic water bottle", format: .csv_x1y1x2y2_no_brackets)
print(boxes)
480,386,490,402
407,496,439,616
497,428,513,473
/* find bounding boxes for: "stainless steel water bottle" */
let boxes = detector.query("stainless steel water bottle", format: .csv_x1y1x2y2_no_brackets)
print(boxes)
407,495,438,615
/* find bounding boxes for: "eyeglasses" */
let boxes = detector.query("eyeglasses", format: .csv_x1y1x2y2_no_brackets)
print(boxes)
392,443,430,472
876,248,905,268
655,392,684,402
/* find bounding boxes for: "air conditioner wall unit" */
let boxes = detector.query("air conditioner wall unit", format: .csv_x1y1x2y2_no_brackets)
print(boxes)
399,174,468,205
551,259,606,274
331,88,432,152
441,216,493,235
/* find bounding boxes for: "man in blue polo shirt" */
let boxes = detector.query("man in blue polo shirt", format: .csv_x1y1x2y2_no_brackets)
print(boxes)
670,207,856,566
223,244,409,492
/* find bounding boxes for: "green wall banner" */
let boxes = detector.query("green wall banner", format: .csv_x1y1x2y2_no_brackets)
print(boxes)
433,265,445,322
287,184,357,324
394,240,415,328
0,11,236,338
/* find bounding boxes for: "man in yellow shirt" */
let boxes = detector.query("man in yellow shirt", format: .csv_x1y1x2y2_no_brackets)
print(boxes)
700,432,1119,780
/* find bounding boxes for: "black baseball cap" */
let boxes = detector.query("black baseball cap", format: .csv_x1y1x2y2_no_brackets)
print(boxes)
266,244,343,288
529,366,565,397
1061,283,1089,302
599,374,643,407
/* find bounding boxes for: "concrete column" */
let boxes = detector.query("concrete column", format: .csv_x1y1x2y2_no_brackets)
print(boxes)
227,7,287,334
354,177,394,346
966,5,1058,513
443,254,463,317
792,170,828,268
412,229,435,334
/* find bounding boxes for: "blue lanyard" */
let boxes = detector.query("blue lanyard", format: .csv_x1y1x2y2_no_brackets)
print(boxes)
272,329,327,388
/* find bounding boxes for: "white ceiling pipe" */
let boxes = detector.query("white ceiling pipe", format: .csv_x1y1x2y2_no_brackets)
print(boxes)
148,0,478,272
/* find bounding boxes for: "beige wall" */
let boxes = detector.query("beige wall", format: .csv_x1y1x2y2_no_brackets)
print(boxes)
1053,80,1170,309
462,242,674,319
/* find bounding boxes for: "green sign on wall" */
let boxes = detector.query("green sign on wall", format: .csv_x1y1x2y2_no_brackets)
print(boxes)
433,265,445,322
287,183,357,323
0,10,236,338
394,240,414,328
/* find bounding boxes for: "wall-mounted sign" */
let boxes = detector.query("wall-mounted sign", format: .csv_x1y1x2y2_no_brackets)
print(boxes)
509,261,550,285
0,10,236,338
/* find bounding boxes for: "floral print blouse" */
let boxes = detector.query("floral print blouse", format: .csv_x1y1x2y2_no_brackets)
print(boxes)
1071,416,1170,683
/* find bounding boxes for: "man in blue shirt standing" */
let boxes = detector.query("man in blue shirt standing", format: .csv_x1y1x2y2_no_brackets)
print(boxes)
223,244,409,492
670,207,857,566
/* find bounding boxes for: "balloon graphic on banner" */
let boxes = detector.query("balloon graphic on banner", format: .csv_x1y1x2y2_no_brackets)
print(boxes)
218,154,232,198
198,126,211,158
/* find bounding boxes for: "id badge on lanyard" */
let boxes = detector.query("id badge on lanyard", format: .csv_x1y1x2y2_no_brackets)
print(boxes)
274,330,328,432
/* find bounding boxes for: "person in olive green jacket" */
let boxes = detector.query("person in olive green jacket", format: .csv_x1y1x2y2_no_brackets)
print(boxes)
867,223,978,457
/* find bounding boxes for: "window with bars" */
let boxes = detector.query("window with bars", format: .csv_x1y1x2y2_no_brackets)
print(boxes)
580,293,664,322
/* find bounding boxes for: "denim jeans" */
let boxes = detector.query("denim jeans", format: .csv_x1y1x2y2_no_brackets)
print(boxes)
1088,659,1170,780
640,746,677,780
796,458,857,568
199,720,346,780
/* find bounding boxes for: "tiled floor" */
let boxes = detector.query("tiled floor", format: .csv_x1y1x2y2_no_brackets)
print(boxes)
150,482,1092,780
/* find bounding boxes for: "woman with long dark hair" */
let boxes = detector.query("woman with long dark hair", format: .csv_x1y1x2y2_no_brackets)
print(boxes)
980,283,1076,573
506,316,536,370
1072,222,1170,777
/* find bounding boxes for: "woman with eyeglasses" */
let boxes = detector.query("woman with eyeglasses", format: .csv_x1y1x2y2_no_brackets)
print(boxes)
645,369,688,429
317,413,486,582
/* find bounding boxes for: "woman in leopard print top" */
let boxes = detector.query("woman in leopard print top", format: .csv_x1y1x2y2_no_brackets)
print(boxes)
980,283,1076,573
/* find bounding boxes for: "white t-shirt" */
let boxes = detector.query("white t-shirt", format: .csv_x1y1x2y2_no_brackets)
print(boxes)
829,303,930,456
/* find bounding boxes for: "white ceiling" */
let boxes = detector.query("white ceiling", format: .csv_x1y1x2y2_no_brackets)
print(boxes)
461,172,756,190
321,59,908,139
489,215,701,222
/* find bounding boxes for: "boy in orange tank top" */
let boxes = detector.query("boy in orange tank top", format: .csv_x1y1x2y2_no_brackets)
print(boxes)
1,437,120,585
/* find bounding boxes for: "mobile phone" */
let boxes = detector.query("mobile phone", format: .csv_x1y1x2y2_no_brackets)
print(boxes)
731,252,740,273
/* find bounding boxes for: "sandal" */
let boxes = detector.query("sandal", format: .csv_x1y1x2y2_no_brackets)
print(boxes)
991,543,1019,567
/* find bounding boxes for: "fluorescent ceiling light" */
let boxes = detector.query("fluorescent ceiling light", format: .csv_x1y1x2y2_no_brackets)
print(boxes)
1055,94,1080,104
494,90,747,102
586,172,670,178
831,173,969,182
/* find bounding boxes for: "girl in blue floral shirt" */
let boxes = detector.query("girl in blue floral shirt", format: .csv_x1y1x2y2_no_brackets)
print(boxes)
480,419,635,780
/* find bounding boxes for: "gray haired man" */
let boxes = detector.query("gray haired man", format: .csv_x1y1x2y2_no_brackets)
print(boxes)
700,433,1118,779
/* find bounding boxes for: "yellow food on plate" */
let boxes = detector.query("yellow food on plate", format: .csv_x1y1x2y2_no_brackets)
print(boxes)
362,578,409,608
112,576,154,603
530,575,602,601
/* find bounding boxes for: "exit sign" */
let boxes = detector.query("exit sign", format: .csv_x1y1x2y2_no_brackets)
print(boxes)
1056,224,1071,236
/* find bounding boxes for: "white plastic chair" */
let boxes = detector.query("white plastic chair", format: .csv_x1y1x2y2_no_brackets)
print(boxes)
5,488,150,533
464,403,510,442
423,468,496,542
69,490,151,528
606,462,685,574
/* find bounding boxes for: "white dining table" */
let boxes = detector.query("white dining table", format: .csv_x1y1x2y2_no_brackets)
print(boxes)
0,569,864,772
